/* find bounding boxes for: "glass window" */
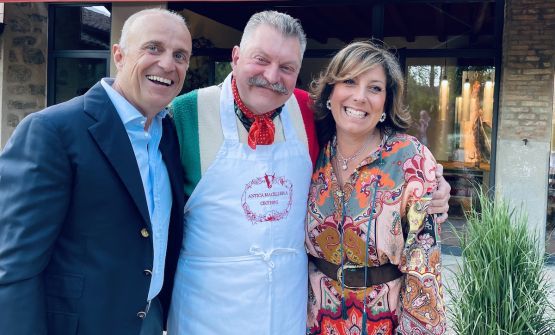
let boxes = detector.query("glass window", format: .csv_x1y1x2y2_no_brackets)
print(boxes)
181,56,216,94
54,58,107,104
48,5,111,106
53,6,111,51
178,57,232,95
405,58,494,222
215,61,232,84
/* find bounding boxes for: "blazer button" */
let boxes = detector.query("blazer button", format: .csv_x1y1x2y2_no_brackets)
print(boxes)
140,228,149,238
137,311,147,319
144,269,152,276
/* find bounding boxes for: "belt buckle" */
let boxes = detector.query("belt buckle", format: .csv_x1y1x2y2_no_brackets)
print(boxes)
336,262,366,290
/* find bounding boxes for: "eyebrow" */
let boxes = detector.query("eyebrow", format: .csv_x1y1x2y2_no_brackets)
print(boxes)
251,48,300,67
141,40,161,49
141,40,192,57
345,74,385,84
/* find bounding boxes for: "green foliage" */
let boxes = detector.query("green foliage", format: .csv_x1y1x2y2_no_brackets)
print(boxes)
215,61,232,84
449,191,555,334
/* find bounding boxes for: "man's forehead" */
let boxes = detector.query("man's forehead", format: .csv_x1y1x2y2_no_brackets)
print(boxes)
244,26,301,57
130,13,186,36
128,16,190,48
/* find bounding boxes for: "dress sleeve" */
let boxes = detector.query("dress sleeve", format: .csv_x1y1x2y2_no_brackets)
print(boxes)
396,145,447,334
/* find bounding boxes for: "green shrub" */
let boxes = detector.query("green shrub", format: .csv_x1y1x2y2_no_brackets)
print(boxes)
449,191,555,335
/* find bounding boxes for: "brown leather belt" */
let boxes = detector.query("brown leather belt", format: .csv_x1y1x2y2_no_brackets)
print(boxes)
309,254,403,289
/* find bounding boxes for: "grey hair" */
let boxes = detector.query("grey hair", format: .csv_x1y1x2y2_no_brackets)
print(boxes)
119,8,187,52
240,11,307,59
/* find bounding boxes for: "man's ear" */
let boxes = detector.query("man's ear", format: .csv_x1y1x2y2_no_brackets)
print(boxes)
112,44,124,71
231,46,240,72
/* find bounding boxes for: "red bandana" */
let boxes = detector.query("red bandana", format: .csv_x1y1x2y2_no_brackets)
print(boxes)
231,77,276,149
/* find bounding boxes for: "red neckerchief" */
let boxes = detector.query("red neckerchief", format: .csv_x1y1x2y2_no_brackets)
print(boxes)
231,77,276,149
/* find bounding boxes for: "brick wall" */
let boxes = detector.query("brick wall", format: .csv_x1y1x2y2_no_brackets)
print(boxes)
495,0,555,250
498,0,555,141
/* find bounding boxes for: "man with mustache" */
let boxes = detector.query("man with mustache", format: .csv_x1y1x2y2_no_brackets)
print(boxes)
167,10,450,334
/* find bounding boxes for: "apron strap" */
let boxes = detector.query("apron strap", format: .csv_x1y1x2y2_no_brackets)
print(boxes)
278,102,299,142
220,73,240,141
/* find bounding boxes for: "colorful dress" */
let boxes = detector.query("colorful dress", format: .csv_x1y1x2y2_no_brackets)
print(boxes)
306,129,446,335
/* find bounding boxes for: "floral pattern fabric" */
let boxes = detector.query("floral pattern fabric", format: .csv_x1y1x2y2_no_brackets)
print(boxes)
306,130,446,335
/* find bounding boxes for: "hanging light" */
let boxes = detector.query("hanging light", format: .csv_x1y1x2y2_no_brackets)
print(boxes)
455,96,463,124
439,72,449,121
483,76,494,123
462,77,471,121
455,96,463,149
439,40,450,122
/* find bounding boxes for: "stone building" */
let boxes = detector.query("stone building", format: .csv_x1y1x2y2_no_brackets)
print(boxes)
0,1,553,253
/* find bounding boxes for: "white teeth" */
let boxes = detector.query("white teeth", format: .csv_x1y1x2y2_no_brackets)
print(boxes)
146,75,172,86
345,107,367,119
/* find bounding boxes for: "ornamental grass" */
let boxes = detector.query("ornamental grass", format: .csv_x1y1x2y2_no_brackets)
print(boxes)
448,190,555,335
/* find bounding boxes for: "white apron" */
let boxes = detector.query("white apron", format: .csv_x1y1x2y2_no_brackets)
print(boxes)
168,75,312,335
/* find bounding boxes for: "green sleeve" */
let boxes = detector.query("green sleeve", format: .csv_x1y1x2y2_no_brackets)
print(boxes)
171,90,201,197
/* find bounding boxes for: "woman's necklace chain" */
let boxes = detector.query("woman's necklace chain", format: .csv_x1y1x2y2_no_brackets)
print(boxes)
335,134,374,171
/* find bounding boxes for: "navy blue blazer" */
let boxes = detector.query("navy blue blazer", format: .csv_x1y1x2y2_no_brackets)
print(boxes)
0,82,185,335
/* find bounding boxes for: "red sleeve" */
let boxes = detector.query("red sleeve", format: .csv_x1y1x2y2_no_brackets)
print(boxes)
293,88,319,167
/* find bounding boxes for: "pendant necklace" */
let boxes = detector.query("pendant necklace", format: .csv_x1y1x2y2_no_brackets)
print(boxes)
335,134,374,171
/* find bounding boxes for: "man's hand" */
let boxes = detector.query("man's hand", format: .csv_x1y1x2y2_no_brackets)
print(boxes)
429,163,451,224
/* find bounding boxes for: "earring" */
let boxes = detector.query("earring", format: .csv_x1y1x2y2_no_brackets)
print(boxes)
379,112,386,123
326,99,331,110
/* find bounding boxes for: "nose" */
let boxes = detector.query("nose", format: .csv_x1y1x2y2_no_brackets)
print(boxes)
353,85,367,102
264,64,280,84
158,52,175,72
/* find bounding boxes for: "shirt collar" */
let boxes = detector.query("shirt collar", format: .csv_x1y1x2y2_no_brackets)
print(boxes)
101,78,168,126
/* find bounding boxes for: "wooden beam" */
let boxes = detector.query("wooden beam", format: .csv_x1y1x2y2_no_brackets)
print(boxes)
387,4,413,42
469,2,489,46
371,3,384,40
472,1,489,34
435,3,446,42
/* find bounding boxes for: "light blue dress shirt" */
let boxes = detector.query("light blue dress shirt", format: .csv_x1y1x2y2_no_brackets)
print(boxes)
101,78,172,302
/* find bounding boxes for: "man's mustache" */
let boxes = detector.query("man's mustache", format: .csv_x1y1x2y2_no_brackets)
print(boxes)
248,76,289,95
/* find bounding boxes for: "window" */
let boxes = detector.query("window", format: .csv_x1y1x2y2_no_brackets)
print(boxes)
48,4,111,105
405,58,496,247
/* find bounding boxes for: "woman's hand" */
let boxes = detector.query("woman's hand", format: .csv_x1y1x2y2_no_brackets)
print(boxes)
428,163,451,224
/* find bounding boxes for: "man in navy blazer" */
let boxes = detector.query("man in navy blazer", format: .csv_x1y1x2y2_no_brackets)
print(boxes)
0,9,192,335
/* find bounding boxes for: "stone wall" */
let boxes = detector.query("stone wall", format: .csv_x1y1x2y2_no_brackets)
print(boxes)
495,0,555,249
0,3,47,147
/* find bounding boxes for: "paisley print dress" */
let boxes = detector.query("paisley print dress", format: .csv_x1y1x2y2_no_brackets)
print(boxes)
306,130,446,335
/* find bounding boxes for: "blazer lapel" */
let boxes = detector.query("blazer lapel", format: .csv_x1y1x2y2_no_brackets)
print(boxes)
83,82,151,227
160,116,184,210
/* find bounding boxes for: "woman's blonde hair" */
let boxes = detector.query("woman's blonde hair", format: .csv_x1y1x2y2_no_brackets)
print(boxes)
310,40,410,145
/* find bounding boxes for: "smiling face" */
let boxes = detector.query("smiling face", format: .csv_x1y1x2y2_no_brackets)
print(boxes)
329,65,387,141
112,12,192,118
231,24,301,114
